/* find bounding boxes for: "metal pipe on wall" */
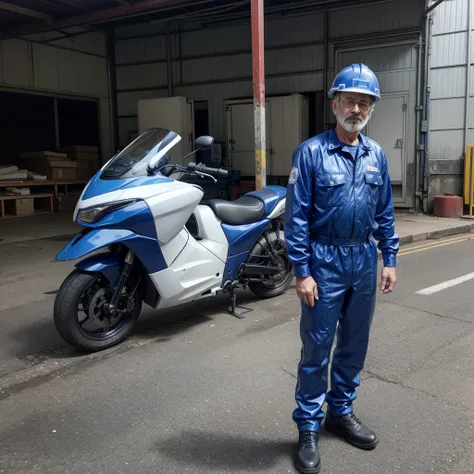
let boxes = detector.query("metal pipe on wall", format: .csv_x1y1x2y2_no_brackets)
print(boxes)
178,22,183,85
415,31,423,212
323,5,329,131
425,0,447,15
464,0,472,158
419,0,451,213
251,0,266,190
166,24,173,96
422,8,433,213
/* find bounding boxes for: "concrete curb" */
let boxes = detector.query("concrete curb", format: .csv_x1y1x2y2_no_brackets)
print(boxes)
398,223,474,246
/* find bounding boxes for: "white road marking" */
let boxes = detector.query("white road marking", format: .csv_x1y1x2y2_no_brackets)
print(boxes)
416,272,474,295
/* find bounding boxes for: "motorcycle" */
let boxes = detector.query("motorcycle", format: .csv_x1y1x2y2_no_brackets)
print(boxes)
54,128,293,352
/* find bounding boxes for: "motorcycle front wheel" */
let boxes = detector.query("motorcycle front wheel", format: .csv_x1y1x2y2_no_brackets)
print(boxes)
54,269,142,353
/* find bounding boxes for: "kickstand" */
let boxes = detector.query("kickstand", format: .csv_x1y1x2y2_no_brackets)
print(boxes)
226,287,252,320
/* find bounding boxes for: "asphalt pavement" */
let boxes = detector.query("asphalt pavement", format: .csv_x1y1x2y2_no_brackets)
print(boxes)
1,232,474,473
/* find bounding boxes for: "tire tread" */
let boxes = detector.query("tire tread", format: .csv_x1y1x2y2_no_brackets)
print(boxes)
53,270,140,353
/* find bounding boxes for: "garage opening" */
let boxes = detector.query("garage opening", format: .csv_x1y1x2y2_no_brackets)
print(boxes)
0,91,56,161
0,91,101,219
57,98,100,151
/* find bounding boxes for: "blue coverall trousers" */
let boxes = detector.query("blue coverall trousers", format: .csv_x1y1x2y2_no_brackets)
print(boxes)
293,235,378,432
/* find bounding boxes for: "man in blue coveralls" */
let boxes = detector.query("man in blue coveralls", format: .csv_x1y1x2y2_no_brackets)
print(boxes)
284,63,399,474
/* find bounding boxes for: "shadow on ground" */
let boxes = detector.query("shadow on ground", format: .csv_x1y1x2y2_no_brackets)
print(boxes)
5,288,273,361
7,319,65,359
155,430,295,471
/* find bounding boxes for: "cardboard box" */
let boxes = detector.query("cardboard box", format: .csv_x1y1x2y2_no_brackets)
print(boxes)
59,145,99,154
20,151,68,161
75,160,99,181
18,153,77,181
51,168,77,181
59,146,99,161
57,146,100,181
4,198,34,217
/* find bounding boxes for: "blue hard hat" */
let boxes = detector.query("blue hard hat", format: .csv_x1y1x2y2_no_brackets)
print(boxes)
328,63,381,102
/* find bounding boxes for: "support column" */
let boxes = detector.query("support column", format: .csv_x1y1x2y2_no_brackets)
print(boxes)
107,29,119,152
323,5,329,131
251,0,266,190
53,97,60,149
166,23,173,97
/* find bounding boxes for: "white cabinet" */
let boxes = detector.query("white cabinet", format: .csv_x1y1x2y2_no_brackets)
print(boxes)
224,98,272,176
269,94,309,176
137,96,195,164
366,93,407,184
225,94,309,177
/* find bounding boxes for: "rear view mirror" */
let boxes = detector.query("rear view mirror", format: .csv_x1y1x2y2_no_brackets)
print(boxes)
195,136,214,150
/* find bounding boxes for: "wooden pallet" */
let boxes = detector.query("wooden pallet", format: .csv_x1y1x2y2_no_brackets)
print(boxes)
0,179,87,217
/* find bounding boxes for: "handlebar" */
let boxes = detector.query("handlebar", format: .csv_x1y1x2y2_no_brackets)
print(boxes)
154,162,229,179
187,162,228,178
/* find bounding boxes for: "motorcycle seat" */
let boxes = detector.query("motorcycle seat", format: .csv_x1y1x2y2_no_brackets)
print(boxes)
206,196,265,225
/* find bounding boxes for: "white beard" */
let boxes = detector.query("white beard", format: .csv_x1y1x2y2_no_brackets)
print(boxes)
336,108,373,133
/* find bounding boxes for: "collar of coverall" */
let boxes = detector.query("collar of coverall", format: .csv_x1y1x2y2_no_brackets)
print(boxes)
327,128,373,152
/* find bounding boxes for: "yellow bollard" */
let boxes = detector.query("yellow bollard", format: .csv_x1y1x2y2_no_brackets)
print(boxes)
462,145,474,218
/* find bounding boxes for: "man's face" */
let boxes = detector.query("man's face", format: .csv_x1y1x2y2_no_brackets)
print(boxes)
332,92,374,133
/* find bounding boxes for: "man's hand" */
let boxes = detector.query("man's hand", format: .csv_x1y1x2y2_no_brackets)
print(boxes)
380,266,397,293
296,276,319,307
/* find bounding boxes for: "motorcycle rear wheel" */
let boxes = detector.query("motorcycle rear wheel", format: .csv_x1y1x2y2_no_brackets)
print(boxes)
54,269,142,353
248,230,293,298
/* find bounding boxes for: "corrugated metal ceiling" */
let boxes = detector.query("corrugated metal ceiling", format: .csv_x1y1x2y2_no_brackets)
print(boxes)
0,0,432,39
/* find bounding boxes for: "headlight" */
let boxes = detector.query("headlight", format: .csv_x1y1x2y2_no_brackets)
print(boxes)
77,200,137,224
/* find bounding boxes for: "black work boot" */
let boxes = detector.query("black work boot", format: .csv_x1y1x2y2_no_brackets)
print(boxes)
324,411,378,450
295,431,321,474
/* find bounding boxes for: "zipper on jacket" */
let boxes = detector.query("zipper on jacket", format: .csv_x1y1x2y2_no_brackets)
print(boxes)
350,154,356,239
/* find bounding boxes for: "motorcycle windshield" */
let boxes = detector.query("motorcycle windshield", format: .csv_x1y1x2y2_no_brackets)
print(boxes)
101,128,181,180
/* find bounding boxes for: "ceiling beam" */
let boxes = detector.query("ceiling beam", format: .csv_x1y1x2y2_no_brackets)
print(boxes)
39,0,87,13
0,1,52,21
0,0,198,38
425,0,445,15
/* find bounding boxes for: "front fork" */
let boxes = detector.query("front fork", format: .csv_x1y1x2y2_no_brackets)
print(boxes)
104,249,135,316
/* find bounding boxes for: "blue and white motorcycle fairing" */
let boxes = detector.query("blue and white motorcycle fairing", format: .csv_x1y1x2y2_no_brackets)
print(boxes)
54,128,292,352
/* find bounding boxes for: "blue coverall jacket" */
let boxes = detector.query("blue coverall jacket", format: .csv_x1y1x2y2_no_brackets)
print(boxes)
284,128,399,432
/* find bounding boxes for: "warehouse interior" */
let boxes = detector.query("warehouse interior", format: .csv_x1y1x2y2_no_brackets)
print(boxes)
0,0,448,225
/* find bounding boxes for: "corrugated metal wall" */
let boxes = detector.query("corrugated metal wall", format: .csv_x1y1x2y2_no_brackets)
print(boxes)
115,0,423,150
428,0,472,202
0,33,113,160
337,42,418,200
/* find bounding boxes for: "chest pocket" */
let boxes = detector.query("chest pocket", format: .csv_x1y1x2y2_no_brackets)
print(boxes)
315,173,348,209
364,172,383,206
